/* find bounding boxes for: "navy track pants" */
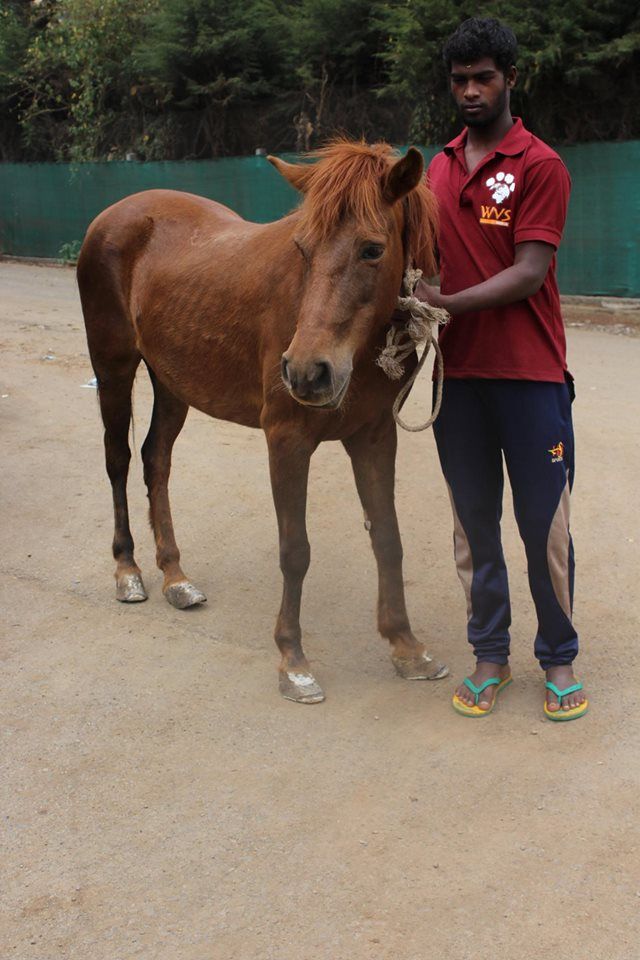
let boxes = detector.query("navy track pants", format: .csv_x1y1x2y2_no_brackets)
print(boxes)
432,378,578,670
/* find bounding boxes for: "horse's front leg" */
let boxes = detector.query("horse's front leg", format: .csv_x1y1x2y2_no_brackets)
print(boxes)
265,423,324,704
343,416,448,680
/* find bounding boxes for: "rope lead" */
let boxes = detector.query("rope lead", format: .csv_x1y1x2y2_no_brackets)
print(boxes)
376,267,449,432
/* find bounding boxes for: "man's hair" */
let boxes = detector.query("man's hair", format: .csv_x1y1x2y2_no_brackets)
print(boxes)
442,18,518,74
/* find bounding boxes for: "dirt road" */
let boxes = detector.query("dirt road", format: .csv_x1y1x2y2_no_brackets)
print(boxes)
1,261,639,959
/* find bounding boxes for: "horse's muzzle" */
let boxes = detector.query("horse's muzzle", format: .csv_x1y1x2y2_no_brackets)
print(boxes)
281,355,350,409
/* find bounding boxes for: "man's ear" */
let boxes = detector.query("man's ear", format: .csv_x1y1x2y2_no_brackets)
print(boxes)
383,147,425,204
267,156,313,193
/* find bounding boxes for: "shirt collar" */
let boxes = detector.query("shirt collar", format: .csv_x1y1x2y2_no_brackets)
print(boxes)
444,117,531,158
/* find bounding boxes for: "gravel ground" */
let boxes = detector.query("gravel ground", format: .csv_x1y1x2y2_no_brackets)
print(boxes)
1,261,639,960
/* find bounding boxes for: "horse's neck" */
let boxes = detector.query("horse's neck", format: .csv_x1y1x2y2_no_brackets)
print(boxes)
235,214,304,295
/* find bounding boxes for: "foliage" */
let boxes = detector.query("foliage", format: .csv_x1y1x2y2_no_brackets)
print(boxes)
136,0,293,100
0,2,31,89
132,0,295,156
1,0,638,160
378,0,640,143
0,0,34,158
14,0,158,160
58,238,82,262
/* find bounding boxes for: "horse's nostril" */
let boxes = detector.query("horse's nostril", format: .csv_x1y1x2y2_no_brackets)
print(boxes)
311,361,332,393
284,357,333,399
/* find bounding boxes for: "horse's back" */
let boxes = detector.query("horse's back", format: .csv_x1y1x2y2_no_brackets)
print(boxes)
81,189,245,262
78,189,250,331
89,187,245,226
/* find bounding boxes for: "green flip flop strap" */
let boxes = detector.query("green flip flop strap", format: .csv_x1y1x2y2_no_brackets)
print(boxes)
545,680,583,704
463,676,501,705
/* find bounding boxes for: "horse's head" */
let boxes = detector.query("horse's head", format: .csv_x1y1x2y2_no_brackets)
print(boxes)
268,140,438,409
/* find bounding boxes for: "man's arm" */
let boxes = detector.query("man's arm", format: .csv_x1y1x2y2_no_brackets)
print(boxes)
417,240,555,314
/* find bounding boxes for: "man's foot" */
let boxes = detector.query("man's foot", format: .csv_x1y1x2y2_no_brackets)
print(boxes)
454,661,511,712
545,665,587,712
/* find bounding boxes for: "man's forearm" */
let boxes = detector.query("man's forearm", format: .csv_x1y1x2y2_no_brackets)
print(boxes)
419,261,544,315
415,240,555,316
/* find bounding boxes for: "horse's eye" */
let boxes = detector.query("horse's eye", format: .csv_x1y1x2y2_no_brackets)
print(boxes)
361,243,384,261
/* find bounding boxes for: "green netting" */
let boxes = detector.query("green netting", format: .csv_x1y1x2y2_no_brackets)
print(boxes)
0,156,300,259
554,141,640,298
1,142,638,296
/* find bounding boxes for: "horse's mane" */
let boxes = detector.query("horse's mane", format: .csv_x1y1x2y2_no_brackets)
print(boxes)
298,139,439,277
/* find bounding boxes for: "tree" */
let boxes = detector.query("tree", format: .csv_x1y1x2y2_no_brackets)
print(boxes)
0,0,638,159
18,0,157,160
379,0,640,144
134,0,295,156
0,0,35,159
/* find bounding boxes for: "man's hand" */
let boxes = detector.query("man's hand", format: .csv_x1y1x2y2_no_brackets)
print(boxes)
391,277,445,322
415,278,446,308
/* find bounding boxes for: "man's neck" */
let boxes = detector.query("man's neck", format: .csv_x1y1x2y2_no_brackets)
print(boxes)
466,111,514,155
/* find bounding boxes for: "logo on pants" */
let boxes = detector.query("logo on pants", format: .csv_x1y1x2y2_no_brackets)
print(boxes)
548,441,564,463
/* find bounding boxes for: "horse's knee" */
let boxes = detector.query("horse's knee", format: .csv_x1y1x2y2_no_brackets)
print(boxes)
141,434,154,469
369,526,403,568
141,444,169,490
142,455,158,489
280,539,310,581
105,442,131,482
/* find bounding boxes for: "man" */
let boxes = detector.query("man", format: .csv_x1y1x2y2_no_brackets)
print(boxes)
419,18,587,719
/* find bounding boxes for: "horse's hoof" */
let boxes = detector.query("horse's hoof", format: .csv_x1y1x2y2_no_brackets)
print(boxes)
116,573,148,603
279,670,325,704
164,581,207,609
391,651,449,681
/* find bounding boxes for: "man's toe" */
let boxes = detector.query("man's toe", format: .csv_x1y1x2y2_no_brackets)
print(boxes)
458,686,475,706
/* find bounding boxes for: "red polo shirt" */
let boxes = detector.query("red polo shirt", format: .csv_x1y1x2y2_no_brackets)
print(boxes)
427,118,571,381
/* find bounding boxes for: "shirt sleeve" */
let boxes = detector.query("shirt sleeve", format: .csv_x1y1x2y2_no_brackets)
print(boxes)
513,158,571,249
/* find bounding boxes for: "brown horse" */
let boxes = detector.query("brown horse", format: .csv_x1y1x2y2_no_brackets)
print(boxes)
77,139,447,703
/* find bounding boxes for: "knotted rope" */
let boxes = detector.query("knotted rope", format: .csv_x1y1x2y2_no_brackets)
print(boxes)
376,267,450,432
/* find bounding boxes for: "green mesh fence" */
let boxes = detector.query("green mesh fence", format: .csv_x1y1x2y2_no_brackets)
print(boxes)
0,156,299,259
1,142,638,296
554,141,640,298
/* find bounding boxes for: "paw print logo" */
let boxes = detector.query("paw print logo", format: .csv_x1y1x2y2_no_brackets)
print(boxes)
486,172,515,204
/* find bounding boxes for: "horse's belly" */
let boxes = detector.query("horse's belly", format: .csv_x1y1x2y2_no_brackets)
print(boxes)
136,323,264,430
191,396,262,430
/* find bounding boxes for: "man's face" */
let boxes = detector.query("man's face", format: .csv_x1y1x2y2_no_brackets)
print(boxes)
449,57,516,127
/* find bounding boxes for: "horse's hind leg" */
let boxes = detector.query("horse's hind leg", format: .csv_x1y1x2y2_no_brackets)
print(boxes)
97,360,148,602
141,367,206,609
343,415,448,680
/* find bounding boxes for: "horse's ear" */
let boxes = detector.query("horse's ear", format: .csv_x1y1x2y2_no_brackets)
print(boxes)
383,147,425,203
267,156,313,193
